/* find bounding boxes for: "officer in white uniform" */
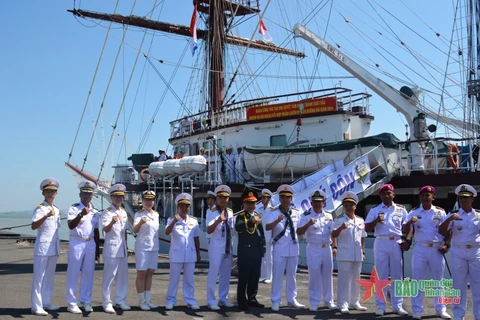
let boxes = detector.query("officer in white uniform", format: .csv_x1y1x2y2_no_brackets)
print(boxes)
101,184,130,314
133,190,160,310
206,185,235,310
404,185,451,319
439,184,480,320
331,192,367,314
297,190,337,312
258,188,273,283
66,180,100,314
31,178,61,316
165,193,201,310
234,147,244,183
365,184,409,316
224,147,236,182
266,184,304,311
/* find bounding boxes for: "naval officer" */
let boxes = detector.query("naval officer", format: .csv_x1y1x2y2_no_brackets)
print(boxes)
404,186,451,319
133,190,160,310
235,188,266,311
439,184,480,320
101,184,131,314
297,189,338,312
206,185,235,310
258,188,273,283
31,178,61,316
266,184,304,311
66,180,100,314
165,193,201,310
365,184,409,316
331,192,367,314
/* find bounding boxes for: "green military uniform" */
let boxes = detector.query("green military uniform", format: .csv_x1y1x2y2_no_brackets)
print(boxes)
235,208,265,309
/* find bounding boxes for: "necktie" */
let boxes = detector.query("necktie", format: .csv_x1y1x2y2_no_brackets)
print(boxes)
280,207,296,241
224,213,231,254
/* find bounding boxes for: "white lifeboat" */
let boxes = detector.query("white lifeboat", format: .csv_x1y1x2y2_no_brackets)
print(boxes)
148,161,165,177
151,156,207,176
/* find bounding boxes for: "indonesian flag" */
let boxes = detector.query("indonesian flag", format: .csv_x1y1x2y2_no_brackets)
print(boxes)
259,19,272,41
190,4,198,56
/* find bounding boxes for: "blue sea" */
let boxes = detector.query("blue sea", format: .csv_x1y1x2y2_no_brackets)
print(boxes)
0,210,136,249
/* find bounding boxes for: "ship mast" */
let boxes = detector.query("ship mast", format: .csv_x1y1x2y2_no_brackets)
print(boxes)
69,0,305,116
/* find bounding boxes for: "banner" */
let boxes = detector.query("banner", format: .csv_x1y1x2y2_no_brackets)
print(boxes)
259,155,371,214
246,97,337,121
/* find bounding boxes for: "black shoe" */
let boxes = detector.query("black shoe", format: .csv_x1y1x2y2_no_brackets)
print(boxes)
238,303,249,311
248,300,265,308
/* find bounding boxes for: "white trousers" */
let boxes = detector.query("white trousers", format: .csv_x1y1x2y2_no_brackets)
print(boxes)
166,262,197,305
260,241,273,280
226,169,235,183
411,246,446,313
271,255,298,304
206,250,233,305
306,246,333,306
66,240,96,306
451,247,480,319
337,261,361,309
373,238,404,309
102,256,128,307
31,255,58,311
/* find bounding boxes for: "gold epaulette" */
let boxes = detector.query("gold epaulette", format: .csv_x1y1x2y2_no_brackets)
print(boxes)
292,207,300,211
210,207,217,212
38,203,44,207
136,208,143,213
105,207,112,211
238,210,246,216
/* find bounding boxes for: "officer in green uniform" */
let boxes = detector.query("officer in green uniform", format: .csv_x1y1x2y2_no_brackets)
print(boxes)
235,188,266,311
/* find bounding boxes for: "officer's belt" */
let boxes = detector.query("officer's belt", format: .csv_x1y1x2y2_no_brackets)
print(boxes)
307,242,331,248
452,244,480,249
375,235,401,240
415,242,441,248
70,235,92,242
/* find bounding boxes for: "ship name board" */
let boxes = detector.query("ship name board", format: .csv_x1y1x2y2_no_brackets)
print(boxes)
246,97,337,121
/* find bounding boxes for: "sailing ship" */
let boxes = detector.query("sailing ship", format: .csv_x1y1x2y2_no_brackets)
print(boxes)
65,0,480,275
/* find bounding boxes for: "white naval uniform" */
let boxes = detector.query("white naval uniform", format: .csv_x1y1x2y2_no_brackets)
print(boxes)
224,153,236,183
166,215,200,306
66,203,99,306
258,203,273,281
234,152,244,183
445,208,480,319
332,214,366,310
365,202,407,310
266,206,301,305
408,205,447,314
298,209,334,307
206,207,234,306
101,207,129,308
31,201,61,312
134,209,159,270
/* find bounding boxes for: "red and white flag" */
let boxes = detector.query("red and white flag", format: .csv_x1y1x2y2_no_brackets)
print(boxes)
190,4,198,56
258,19,272,41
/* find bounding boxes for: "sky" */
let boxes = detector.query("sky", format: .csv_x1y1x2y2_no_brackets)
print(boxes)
0,1,462,212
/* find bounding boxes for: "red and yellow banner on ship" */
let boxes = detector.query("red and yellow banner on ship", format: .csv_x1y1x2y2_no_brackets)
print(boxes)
246,97,337,121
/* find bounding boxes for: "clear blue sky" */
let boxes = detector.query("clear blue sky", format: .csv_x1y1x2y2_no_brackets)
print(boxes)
0,1,457,212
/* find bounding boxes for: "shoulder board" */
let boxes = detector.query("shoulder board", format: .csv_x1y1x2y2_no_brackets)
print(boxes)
238,210,246,216
291,207,300,211
253,211,260,215
53,204,58,209
227,208,233,212
72,203,79,207
396,204,405,208
303,209,311,216
106,207,112,211
475,209,480,214
411,206,418,211
451,209,459,213
270,205,279,210
210,207,217,212
189,215,197,220
136,209,143,213
38,203,44,207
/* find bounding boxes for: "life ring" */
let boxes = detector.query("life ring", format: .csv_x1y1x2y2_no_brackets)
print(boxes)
447,144,460,169
140,168,150,182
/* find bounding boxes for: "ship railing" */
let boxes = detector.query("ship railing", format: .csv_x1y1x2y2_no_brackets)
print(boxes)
397,137,479,176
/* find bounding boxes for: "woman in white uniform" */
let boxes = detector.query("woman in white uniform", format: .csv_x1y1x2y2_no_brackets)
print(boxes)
133,190,159,310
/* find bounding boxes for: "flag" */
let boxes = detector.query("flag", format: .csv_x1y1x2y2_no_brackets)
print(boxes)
190,4,198,56
258,19,272,41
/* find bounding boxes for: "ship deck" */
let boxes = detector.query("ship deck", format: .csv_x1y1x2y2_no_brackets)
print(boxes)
0,231,474,319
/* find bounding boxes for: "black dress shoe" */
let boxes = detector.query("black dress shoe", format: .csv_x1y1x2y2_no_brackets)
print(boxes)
238,303,249,311
248,300,265,308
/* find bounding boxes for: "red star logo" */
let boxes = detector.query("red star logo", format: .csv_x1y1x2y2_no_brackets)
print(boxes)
356,266,392,303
